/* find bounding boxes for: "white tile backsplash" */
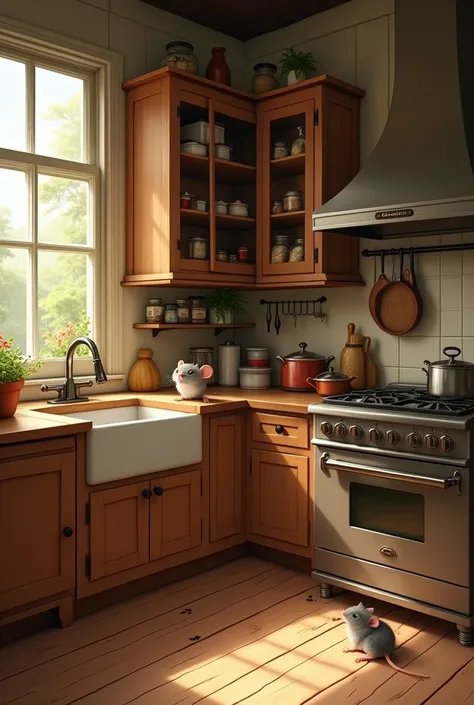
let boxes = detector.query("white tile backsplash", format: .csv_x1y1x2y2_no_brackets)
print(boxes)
441,250,463,276
399,367,427,384
463,276,474,307
441,310,462,337
463,250,474,275
462,338,474,361
440,277,462,309
463,310,474,337
400,337,440,368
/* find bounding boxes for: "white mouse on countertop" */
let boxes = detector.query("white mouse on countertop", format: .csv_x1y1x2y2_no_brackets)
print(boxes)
341,603,429,679
172,360,214,401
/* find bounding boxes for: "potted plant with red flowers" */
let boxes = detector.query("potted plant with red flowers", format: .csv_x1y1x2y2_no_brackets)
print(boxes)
0,336,43,418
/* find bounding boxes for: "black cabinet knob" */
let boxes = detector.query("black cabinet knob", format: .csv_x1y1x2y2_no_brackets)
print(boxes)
63,526,74,538
153,486,164,496
142,488,152,499
275,425,285,435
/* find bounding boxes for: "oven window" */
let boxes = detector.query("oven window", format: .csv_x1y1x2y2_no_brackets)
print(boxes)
350,483,425,542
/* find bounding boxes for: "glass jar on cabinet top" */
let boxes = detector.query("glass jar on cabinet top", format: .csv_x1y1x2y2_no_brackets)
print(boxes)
271,234,290,263
162,41,198,74
252,63,279,94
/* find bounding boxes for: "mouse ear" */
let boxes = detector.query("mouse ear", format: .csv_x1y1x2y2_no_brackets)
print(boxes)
367,607,375,614
357,601,364,609
200,364,214,380
368,616,380,628
177,360,184,367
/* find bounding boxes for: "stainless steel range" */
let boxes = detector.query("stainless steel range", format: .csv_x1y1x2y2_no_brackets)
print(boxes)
309,385,474,646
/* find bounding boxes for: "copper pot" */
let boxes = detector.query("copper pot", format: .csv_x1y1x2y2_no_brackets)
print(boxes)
306,368,355,397
277,342,335,392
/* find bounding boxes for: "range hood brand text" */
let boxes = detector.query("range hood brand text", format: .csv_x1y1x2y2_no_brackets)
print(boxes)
375,208,414,220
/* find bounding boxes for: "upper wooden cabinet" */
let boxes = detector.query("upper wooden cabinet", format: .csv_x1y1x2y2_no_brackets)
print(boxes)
122,68,364,289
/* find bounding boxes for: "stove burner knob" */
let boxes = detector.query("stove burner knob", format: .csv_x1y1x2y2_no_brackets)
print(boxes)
407,432,422,448
425,433,439,450
334,422,347,438
440,435,454,452
320,422,333,437
386,430,400,445
349,424,363,440
369,427,383,443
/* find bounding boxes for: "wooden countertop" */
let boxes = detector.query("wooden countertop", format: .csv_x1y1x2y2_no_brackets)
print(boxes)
1,387,323,446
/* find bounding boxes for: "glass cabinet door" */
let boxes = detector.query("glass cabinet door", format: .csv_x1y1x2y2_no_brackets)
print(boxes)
259,99,315,277
209,100,256,277
177,93,211,272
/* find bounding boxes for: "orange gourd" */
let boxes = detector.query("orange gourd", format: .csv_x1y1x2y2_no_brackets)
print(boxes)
128,349,161,392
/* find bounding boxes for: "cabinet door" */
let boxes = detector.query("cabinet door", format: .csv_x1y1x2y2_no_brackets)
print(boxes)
89,482,149,580
258,99,316,277
210,414,244,542
0,452,75,613
150,471,201,561
250,449,309,547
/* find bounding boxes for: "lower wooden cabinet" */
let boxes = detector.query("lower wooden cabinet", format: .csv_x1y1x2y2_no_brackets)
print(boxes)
209,414,244,542
0,449,75,613
89,469,202,580
150,471,201,560
249,449,309,548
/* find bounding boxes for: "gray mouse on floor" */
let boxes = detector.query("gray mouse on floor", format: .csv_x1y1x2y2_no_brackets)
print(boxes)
172,361,214,401
341,603,429,679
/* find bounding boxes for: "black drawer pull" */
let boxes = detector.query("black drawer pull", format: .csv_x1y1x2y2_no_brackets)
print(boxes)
63,527,74,538
142,488,152,499
275,425,285,434
153,486,164,496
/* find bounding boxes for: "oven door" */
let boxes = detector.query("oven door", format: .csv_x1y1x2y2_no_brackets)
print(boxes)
315,446,469,586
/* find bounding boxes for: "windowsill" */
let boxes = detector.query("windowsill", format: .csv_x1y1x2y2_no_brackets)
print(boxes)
24,374,124,387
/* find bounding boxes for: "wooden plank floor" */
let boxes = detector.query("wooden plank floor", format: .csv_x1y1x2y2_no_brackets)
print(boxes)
1,557,473,705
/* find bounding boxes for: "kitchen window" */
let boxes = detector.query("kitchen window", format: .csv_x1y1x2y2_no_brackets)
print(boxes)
0,24,124,382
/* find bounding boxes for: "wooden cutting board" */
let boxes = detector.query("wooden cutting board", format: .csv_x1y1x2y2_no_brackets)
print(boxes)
364,337,377,388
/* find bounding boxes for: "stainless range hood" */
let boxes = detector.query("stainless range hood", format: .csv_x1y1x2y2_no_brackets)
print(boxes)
312,0,474,239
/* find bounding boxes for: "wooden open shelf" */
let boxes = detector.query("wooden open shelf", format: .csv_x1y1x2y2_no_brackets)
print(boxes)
270,153,305,176
180,152,209,179
215,159,256,184
133,322,256,337
216,213,256,230
270,210,305,227
180,208,210,226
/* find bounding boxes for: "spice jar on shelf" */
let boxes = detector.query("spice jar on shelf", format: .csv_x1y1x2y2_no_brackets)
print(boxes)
164,303,178,324
180,192,193,209
283,190,304,212
271,234,290,263
188,235,209,260
175,299,190,323
238,246,249,263
289,238,305,262
271,200,284,215
272,141,289,159
216,249,229,262
188,296,204,309
146,298,164,323
291,126,305,155
229,253,238,264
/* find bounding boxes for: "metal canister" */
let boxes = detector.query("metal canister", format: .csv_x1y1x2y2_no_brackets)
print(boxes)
189,347,215,385
218,342,241,386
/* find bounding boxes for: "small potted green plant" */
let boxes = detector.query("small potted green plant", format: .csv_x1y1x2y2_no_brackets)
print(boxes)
279,48,317,85
205,289,247,325
0,335,43,418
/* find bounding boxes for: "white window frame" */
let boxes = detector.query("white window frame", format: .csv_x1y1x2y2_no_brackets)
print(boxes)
0,16,124,382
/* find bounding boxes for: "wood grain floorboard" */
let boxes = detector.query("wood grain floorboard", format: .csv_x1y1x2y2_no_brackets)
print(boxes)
0,558,472,705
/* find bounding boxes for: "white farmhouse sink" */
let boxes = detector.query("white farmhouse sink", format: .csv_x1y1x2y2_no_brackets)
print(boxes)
63,405,202,485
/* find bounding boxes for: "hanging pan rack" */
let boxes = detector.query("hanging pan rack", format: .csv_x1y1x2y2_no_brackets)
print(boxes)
361,242,474,257
260,297,327,335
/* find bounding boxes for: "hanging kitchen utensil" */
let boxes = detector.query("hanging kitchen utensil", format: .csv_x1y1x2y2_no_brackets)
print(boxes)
364,336,378,388
274,301,281,335
265,301,272,333
368,252,391,325
340,323,366,389
374,249,419,335
402,248,423,327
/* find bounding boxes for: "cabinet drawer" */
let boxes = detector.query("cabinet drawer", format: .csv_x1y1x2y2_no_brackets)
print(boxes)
252,412,309,449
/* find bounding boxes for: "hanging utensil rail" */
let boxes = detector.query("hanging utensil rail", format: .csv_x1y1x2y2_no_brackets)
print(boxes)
362,243,474,257
260,297,327,306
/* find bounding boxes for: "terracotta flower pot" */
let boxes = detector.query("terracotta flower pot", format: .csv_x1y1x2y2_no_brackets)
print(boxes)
0,380,24,418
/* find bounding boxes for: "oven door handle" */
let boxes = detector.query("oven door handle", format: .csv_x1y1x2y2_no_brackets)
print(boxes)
320,452,462,492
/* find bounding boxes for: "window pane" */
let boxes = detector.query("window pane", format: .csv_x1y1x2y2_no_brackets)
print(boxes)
38,250,91,359
0,247,29,354
38,175,88,245
0,58,26,152
0,168,29,242
35,68,84,162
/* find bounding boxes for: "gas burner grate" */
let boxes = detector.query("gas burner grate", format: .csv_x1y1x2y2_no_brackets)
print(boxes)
323,388,474,416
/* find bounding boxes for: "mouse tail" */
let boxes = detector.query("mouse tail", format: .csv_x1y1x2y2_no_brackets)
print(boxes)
384,654,429,679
